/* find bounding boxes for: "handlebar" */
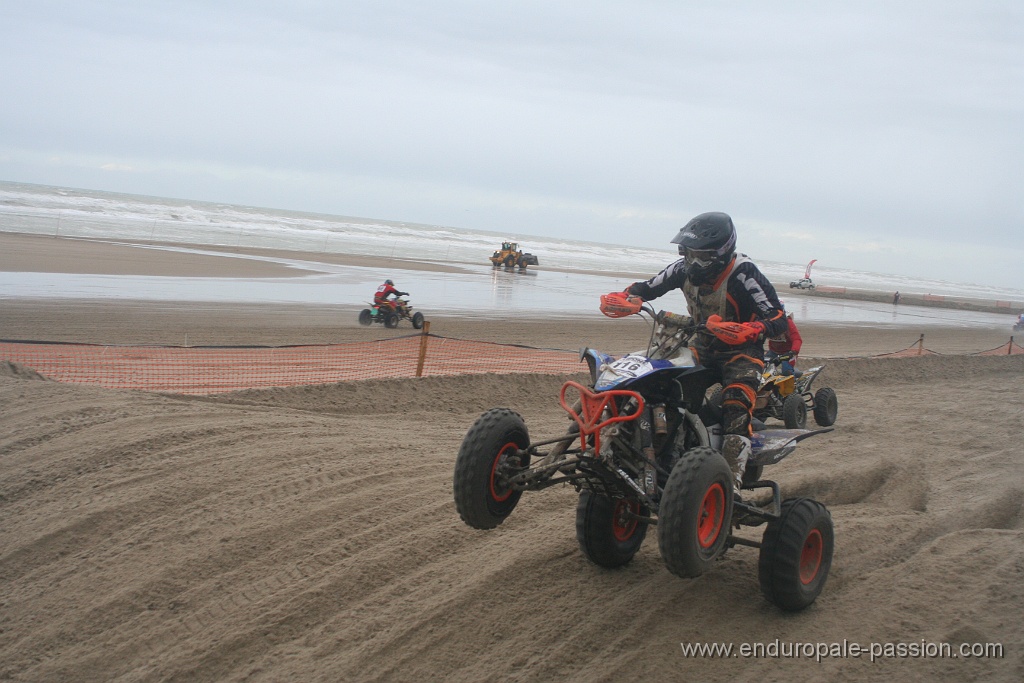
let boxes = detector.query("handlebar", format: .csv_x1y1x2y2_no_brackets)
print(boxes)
656,310,695,330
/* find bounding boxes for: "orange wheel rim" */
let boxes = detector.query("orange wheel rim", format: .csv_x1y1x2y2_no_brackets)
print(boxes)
697,483,726,548
488,443,517,502
799,529,823,584
612,499,640,541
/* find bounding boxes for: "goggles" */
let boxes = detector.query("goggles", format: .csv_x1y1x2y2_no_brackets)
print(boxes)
681,247,719,268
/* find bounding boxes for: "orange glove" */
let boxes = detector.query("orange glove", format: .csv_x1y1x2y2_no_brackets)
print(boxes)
600,291,643,318
705,314,765,345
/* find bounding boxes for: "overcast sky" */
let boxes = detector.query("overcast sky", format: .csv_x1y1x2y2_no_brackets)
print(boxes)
2,1,1022,288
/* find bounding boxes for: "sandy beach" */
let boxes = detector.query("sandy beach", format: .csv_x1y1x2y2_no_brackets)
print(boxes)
2,233,1023,681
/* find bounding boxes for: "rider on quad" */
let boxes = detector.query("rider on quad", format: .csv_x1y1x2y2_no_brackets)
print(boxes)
374,279,409,312
767,308,803,377
614,212,787,496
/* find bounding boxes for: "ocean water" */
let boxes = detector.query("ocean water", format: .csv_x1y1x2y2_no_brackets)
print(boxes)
1,181,1021,329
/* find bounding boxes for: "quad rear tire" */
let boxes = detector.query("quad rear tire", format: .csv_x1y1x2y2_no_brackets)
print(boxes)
758,498,834,611
782,393,807,429
358,309,373,326
658,447,733,578
412,311,425,329
384,313,400,329
453,409,531,529
576,491,648,568
813,387,838,426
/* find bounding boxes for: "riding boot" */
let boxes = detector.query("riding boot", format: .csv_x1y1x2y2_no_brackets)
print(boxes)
722,434,751,497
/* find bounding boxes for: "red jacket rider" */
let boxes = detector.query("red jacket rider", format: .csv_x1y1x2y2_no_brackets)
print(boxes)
768,314,803,374
374,280,408,309
374,278,409,309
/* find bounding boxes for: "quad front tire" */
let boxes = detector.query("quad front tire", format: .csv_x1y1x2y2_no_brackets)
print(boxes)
758,498,834,611
658,447,734,578
813,387,838,426
453,408,531,529
576,491,648,568
412,311,425,329
384,313,400,329
358,309,373,326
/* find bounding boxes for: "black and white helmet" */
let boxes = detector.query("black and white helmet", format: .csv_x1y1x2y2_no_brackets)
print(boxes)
671,212,737,284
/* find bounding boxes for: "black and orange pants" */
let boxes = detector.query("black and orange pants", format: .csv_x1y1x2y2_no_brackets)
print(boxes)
692,342,765,437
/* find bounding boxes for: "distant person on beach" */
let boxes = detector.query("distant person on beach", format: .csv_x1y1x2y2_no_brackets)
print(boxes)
768,306,803,376
611,211,787,495
374,279,408,310
893,291,901,305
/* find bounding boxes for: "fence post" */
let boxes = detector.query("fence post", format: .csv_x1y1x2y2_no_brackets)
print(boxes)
415,321,431,377
1011,336,1015,356
917,334,924,356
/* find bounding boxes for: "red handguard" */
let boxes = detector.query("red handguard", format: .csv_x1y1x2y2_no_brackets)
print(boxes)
600,291,643,318
706,314,764,345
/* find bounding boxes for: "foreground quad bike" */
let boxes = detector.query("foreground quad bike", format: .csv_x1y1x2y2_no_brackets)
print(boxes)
453,301,835,611
357,298,425,329
710,354,839,430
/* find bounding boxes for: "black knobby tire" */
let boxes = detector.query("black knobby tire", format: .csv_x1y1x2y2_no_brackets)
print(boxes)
812,387,838,426
411,311,425,329
657,447,734,578
358,309,373,326
384,313,400,329
504,255,516,268
453,408,530,529
782,393,807,429
758,498,834,611
576,491,648,568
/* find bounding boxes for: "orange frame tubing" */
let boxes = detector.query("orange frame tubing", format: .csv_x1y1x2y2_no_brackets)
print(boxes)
559,380,645,454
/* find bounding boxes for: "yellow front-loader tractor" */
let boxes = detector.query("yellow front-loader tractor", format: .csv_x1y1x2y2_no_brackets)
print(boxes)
489,241,539,269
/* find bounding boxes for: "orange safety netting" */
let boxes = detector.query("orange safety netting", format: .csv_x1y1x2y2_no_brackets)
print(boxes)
975,340,1024,356
2,334,1020,397
874,338,1024,358
0,335,584,395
